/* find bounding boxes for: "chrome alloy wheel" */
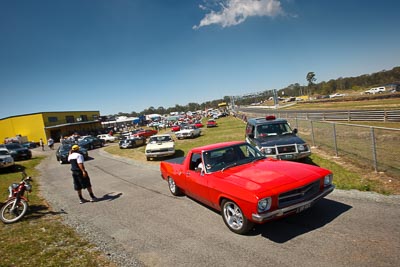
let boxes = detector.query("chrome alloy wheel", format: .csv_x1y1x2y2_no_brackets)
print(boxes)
223,201,244,231
167,177,182,196
168,177,176,194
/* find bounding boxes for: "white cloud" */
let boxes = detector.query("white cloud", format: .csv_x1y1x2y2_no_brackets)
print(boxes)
193,0,285,29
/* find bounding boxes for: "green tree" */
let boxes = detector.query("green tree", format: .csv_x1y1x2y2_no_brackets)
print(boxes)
306,72,317,96
187,102,201,112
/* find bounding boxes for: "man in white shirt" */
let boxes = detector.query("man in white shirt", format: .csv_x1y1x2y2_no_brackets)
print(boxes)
68,144,97,204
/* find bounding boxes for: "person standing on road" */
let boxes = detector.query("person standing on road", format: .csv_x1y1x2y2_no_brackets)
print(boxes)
39,138,44,151
68,144,97,204
48,137,54,150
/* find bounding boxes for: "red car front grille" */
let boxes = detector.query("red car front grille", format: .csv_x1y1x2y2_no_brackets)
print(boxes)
278,180,320,208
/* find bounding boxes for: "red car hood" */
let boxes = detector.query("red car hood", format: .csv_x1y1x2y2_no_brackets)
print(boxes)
212,159,331,195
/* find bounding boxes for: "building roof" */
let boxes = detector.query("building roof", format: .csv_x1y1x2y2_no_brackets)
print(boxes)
1,111,100,121
44,120,101,129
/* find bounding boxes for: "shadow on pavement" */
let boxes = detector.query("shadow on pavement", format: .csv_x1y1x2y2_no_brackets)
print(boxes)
24,204,68,221
250,198,352,242
96,192,123,202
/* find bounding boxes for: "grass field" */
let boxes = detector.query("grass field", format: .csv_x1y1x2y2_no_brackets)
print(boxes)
0,159,116,267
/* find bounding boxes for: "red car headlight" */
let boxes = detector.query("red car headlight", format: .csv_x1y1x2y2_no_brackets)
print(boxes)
257,197,272,213
324,174,333,187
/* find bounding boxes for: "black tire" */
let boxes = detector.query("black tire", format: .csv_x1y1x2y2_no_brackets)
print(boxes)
146,157,150,161
167,177,182,196
221,199,253,235
0,199,28,224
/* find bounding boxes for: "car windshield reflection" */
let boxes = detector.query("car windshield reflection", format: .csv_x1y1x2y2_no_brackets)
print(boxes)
203,143,265,173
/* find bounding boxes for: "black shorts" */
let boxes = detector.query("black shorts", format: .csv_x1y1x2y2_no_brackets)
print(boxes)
71,170,92,191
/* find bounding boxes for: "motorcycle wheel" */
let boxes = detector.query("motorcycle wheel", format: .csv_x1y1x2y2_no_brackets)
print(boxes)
0,199,28,224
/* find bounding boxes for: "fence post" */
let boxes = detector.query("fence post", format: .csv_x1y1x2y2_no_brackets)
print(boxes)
332,123,338,157
370,127,378,172
310,120,316,147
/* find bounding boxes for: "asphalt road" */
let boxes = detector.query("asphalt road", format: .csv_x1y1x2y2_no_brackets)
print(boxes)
36,146,400,267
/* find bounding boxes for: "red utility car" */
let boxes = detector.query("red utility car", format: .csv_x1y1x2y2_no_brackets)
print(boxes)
160,141,334,234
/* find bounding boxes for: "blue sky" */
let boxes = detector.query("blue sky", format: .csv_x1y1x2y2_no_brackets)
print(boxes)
1,0,399,118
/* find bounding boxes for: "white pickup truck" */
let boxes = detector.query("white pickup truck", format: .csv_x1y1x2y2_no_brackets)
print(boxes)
364,87,385,94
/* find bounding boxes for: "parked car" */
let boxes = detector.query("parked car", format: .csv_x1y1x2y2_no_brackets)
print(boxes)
133,129,158,138
0,143,32,161
145,134,175,160
97,134,117,143
119,131,132,140
0,148,15,169
160,141,334,234
283,97,296,103
329,93,346,98
245,115,311,160
175,125,201,139
171,125,181,132
206,119,218,128
78,136,105,150
194,122,204,128
364,87,386,94
119,136,146,149
21,141,38,149
171,123,189,132
56,143,89,164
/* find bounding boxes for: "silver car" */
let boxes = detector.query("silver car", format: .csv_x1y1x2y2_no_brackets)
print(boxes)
0,148,15,169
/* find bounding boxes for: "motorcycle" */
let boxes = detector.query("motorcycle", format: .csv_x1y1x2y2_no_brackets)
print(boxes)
0,171,33,224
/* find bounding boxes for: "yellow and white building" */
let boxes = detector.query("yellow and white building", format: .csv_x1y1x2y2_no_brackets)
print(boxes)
0,111,101,144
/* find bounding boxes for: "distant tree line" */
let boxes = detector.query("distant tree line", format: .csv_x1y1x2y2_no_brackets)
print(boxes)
234,66,400,106
110,66,400,117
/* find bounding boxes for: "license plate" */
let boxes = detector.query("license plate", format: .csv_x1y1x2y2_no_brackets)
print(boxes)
280,154,293,159
296,203,311,213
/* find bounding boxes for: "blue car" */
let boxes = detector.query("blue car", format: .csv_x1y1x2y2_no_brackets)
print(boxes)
56,144,89,164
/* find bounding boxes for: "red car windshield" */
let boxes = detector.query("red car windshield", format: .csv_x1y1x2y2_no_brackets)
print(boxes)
202,143,264,173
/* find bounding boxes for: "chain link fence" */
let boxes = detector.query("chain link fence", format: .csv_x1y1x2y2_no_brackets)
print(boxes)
240,111,400,178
